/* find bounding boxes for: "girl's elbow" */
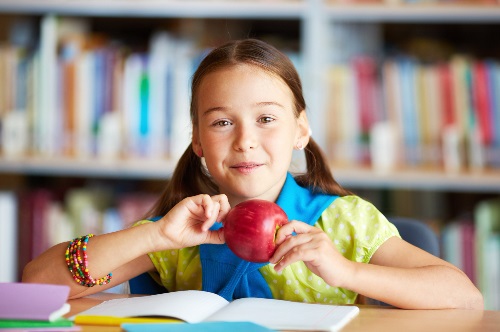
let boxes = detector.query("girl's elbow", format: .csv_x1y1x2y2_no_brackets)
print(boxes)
21,260,39,283
21,259,54,285
455,286,484,310
467,289,484,310
22,260,87,299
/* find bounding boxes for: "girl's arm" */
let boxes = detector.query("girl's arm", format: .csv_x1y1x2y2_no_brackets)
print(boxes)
23,194,229,299
271,221,483,310
342,236,483,309
22,223,160,299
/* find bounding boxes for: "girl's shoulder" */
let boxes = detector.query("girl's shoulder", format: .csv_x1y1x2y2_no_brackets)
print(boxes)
317,195,400,239
322,195,380,218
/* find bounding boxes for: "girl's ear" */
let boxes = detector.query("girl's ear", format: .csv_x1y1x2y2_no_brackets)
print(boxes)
295,110,310,149
192,128,203,157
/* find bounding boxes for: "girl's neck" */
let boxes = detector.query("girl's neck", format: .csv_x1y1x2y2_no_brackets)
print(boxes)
224,174,288,207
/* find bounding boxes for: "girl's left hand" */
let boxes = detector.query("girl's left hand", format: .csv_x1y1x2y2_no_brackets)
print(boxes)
269,220,353,288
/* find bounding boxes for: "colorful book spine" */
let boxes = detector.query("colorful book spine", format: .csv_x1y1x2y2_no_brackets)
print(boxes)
0,192,18,282
474,198,500,310
472,61,493,146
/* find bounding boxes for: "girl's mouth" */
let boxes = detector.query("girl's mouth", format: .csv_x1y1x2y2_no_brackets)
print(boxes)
230,162,262,173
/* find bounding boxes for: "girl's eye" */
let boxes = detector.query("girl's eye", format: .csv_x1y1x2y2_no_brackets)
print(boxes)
212,120,231,127
259,116,275,124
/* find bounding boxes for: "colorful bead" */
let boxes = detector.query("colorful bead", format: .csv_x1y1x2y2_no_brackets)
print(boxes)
65,234,112,287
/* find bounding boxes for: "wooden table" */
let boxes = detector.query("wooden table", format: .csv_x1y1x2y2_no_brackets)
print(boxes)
67,293,500,332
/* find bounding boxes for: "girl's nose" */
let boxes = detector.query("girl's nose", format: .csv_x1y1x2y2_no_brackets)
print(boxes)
233,124,257,152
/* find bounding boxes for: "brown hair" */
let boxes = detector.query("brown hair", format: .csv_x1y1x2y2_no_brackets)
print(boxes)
146,39,350,218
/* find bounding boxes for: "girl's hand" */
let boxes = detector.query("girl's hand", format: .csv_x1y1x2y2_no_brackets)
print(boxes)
154,194,230,251
269,220,353,288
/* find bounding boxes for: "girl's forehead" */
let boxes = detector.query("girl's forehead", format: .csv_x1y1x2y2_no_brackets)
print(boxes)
193,63,297,119
203,63,283,84
198,64,290,96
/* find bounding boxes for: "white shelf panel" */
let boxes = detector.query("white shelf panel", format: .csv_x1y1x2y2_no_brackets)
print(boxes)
0,157,176,179
0,0,305,18
332,166,500,193
0,158,499,192
325,3,500,22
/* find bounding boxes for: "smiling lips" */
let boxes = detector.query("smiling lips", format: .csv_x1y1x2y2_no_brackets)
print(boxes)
230,162,263,174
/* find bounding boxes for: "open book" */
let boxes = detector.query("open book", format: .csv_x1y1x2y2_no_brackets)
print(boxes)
75,290,359,331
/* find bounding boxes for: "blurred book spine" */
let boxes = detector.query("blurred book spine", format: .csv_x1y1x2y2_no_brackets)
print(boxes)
0,192,18,282
326,54,500,172
0,16,301,163
7,185,157,282
473,198,500,310
441,198,500,310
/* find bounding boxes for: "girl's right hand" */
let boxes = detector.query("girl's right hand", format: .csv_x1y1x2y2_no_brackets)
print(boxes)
153,194,230,251
270,220,353,288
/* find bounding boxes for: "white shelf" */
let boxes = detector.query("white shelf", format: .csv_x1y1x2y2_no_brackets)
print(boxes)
332,166,500,193
0,0,305,18
3,1,498,21
0,158,498,192
325,3,500,22
0,157,176,179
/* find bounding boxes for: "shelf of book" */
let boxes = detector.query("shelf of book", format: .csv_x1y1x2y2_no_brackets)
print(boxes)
331,165,500,193
0,157,176,180
0,158,498,192
0,0,306,19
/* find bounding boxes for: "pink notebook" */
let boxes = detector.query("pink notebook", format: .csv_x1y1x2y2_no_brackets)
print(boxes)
0,283,70,321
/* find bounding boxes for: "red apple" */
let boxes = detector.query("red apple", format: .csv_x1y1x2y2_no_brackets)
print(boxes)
223,199,288,263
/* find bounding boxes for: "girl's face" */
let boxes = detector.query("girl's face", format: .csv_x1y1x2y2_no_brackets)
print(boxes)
192,64,309,206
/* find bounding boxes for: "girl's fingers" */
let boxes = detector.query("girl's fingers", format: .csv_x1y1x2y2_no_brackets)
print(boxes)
201,201,220,232
270,231,316,264
181,194,212,220
274,244,319,272
195,194,229,219
275,220,315,245
200,194,229,232
212,194,231,221
199,194,214,219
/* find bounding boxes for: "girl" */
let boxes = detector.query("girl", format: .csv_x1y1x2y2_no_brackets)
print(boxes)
23,39,483,309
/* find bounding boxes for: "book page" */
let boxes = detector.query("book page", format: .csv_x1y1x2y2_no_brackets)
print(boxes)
76,290,229,323
205,297,359,331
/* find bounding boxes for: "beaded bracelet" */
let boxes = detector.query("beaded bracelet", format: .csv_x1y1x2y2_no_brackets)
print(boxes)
65,234,112,287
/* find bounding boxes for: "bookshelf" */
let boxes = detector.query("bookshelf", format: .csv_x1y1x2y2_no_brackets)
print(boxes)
0,0,499,308
0,0,499,190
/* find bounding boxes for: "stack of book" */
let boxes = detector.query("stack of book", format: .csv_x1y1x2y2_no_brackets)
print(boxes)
0,283,77,330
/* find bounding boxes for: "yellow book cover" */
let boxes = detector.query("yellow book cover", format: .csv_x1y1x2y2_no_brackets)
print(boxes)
74,315,180,326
